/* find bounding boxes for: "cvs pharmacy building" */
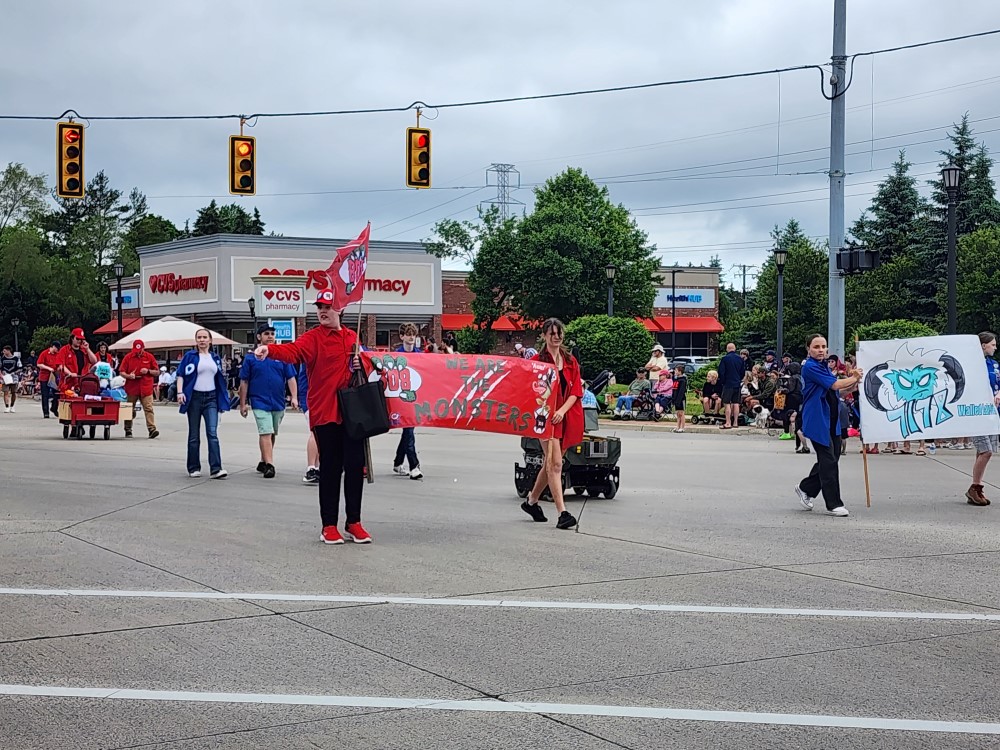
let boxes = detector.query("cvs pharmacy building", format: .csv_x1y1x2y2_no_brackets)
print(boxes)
135,234,441,347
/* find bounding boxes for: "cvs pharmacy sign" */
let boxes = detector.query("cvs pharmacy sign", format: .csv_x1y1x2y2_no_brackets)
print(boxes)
258,284,306,317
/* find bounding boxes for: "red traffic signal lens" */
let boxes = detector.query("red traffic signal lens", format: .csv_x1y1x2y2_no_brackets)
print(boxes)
415,134,428,148
63,129,81,144
236,141,252,157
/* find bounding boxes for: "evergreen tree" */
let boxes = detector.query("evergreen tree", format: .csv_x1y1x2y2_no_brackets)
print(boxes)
192,200,223,236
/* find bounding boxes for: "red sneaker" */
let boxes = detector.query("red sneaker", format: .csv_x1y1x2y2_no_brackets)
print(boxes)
320,525,344,545
344,522,372,544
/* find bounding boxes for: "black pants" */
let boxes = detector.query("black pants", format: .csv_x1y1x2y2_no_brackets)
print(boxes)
41,381,59,417
313,422,365,527
799,436,843,510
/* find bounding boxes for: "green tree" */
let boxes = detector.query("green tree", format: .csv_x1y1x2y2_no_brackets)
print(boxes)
29,325,71,356
850,150,928,266
955,226,1000,334
848,319,938,354
514,168,658,321
192,201,266,236
726,220,827,357
0,226,52,338
117,215,182,275
565,315,654,380
0,163,48,233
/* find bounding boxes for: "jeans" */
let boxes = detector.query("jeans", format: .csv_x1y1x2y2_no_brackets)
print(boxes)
394,427,419,470
799,436,843,510
313,421,365,527
187,390,222,474
41,380,59,417
615,395,634,412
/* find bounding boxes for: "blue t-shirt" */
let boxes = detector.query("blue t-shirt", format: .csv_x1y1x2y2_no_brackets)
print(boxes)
239,356,295,412
986,356,1000,395
800,356,839,447
296,364,309,413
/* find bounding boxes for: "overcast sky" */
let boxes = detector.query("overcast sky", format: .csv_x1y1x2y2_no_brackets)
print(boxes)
2,1,999,285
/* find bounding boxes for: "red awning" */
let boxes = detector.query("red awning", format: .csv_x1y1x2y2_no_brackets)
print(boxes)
636,317,662,332
441,314,523,332
652,316,724,333
93,317,144,336
441,314,473,330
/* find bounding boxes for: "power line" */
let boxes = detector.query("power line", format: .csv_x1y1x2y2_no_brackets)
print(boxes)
3,28,998,122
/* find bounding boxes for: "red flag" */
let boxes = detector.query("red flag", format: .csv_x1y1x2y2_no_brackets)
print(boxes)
325,223,371,309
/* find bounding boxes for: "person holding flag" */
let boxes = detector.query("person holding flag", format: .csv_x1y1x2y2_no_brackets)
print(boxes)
255,225,371,545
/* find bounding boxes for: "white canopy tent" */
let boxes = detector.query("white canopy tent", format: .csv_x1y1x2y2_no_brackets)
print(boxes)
107,316,238,351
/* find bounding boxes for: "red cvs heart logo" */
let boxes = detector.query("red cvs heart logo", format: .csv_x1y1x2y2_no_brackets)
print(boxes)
148,276,157,292
263,290,275,301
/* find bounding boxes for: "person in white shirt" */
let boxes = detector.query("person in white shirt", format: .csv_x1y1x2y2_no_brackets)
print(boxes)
157,366,172,402
644,344,670,377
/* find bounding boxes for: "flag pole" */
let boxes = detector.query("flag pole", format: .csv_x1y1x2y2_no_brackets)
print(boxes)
855,335,872,508
349,222,374,484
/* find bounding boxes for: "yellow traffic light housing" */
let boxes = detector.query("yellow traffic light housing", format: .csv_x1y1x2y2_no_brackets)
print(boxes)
406,127,431,188
56,121,85,199
229,135,256,195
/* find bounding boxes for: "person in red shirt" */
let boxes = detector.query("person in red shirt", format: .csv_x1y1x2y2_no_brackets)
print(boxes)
94,340,117,369
118,339,160,439
520,317,584,530
56,327,98,393
254,289,369,545
35,340,61,418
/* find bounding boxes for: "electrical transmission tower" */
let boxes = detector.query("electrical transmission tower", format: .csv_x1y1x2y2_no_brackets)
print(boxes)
482,163,524,220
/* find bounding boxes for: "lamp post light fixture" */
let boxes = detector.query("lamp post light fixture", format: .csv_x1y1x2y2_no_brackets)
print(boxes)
112,262,125,339
247,296,257,341
942,163,962,335
605,263,617,317
773,247,788,363
11,318,19,356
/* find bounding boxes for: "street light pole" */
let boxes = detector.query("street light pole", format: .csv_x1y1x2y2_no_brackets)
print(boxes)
11,318,19,355
605,263,617,317
773,247,788,360
942,163,962,335
247,297,257,338
669,269,685,361
113,262,125,339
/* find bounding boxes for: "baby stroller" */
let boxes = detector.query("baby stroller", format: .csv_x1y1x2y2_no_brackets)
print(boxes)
586,369,613,413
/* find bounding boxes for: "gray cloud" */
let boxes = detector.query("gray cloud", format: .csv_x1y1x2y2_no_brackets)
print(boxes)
2,0,998,283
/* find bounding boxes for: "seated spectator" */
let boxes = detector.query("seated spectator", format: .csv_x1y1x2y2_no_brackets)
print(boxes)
652,370,674,414
742,365,763,410
700,370,723,414
759,369,779,410
615,368,652,416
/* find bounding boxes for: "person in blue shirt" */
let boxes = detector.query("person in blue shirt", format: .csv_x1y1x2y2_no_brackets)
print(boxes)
717,342,746,429
297,362,320,485
239,324,298,479
967,331,1000,506
392,322,423,479
176,329,231,479
793,334,863,517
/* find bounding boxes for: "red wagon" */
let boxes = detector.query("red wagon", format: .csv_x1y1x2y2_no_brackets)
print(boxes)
58,397,124,440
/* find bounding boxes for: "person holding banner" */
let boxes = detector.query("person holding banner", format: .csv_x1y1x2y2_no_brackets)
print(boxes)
520,317,583,530
392,322,423,480
966,332,1000,506
254,289,370,545
794,334,863,517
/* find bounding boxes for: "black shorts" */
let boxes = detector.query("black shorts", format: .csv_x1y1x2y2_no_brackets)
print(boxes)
672,394,686,411
721,387,741,405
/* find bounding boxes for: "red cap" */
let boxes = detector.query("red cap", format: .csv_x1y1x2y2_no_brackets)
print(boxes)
71,328,85,339
314,290,336,306
133,339,145,350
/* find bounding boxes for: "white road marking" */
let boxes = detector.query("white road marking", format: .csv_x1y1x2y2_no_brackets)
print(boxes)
1,684,997,734
1,587,999,622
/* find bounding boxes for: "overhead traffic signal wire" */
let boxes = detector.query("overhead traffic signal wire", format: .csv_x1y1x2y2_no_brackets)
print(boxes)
2,28,997,122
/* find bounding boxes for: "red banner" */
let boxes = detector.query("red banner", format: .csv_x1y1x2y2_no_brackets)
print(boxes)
326,223,371,309
361,351,557,438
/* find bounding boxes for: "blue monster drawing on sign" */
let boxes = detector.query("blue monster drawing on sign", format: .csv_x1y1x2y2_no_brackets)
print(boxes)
863,343,965,439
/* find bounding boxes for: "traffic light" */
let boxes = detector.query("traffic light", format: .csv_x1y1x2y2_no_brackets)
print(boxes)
406,127,431,188
56,121,85,199
229,135,256,195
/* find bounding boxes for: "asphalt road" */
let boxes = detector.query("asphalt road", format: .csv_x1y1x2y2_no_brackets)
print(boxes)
1,403,999,749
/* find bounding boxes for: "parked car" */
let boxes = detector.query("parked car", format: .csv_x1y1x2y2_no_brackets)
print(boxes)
669,361,699,376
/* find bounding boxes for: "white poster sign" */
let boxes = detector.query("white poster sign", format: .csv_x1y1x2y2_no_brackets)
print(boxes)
654,287,716,309
856,335,1000,443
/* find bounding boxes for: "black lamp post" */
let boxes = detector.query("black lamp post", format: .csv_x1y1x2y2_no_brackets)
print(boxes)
112,262,125,339
773,247,788,360
247,296,257,339
11,318,19,355
605,263,617,316
667,269,686,361
942,163,962,335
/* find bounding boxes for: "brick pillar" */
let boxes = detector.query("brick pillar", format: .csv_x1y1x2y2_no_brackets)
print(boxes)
295,316,308,339
431,314,442,343
364,314,377,349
